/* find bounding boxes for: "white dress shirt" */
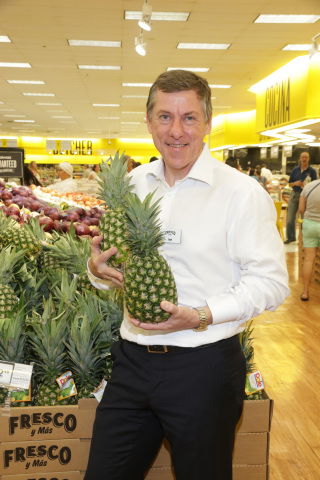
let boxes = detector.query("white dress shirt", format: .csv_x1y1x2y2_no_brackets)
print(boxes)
47,177,79,193
89,143,290,347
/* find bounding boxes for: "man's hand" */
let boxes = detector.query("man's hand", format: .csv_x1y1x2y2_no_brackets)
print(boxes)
129,302,211,331
89,235,124,288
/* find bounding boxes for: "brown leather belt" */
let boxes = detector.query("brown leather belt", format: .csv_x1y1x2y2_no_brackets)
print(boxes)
125,341,212,354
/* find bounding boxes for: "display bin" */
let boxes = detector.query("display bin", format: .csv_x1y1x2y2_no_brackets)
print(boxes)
1,392,273,480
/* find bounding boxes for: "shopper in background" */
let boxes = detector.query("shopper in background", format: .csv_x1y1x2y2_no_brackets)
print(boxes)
149,155,159,162
123,154,134,172
225,155,240,170
261,163,273,182
82,164,91,179
47,161,78,193
284,151,317,244
298,178,320,301
23,161,42,186
88,163,101,181
252,164,268,190
85,69,290,480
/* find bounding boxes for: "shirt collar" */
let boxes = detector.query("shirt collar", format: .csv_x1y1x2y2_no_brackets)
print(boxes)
147,143,214,186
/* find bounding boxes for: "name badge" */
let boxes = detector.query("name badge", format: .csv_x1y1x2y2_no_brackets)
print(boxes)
163,229,181,244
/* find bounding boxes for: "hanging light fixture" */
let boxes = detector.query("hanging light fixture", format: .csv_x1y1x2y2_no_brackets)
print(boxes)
135,31,147,56
138,0,152,31
309,33,320,57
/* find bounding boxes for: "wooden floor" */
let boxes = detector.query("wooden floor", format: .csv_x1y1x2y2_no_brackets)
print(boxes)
253,247,320,480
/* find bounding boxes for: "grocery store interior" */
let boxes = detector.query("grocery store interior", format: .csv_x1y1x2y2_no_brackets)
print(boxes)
1,1,320,479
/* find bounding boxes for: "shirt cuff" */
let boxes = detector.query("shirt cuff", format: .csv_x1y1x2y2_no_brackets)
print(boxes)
87,257,114,290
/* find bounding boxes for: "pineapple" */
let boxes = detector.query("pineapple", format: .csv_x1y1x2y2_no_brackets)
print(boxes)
239,321,263,400
96,150,134,271
0,211,42,260
124,192,178,323
0,246,25,319
0,301,27,405
44,226,97,295
26,296,75,406
64,313,106,399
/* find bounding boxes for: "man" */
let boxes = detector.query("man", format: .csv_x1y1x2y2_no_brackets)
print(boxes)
261,163,273,182
225,155,240,170
284,151,317,244
85,70,289,480
47,161,78,193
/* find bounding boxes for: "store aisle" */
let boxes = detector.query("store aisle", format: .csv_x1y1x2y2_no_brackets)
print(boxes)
253,249,320,480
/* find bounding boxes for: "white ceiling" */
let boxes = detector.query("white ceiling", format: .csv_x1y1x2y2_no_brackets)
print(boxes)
0,0,320,141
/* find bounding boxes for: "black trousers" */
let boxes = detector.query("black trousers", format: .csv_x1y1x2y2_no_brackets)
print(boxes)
84,335,246,480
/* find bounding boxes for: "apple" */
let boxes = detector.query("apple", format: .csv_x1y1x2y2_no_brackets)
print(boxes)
8,203,21,211
88,217,100,226
75,223,91,236
81,217,91,226
1,190,13,200
39,215,54,232
7,206,21,217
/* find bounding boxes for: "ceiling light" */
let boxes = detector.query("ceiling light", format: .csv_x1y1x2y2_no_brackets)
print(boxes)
167,67,210,72
209,84,231,89
138,1,152,31
78,65,121,70
125,11,189,21
282,44,311,51
0,62,31,68
4,114,26,117
93,104,120,107
178,43,230,50
254,14,320,24
135,32,147,56
68,40,121,47
0,36,11,42
7,80,45,84
307,142,320,146
122,83,152,87
23,93,55,96
13,119,35,123
35,103,62,105
309,33,320,58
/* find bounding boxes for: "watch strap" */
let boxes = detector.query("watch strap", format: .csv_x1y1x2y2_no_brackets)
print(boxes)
193,307,208,332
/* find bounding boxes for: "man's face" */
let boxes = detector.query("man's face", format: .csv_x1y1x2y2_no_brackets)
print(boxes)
147,89,211,177
300,152,310,169
57,168,69,180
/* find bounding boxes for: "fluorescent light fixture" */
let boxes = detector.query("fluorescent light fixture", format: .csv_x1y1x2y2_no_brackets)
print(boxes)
209,84,231,89
282,44,311,51
309,33,320,58
135,32,147,56
68,40,121,47
0,62,31,68
78,65,121,70
178,43,230,50
307,142,320,146
23,93,55,96
261,119,320,136
7,80,45,84
4,114,26,117
125,11,189,21
122,95,148,98
167,67,210,72
13,119,35,123
0,36,11,42
138,1,152,31
93,104,120,107
254,14,320,24
35,102,62,105
122,83,152,87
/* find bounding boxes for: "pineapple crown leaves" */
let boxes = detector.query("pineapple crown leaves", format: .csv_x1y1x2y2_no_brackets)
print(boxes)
125,191,165,255
239,320,256,374
64,314,106,381
0,245,26,284
96,150,134,208
26,216,48,242
50,269,81,313
0,303,26,363
46,226,91,275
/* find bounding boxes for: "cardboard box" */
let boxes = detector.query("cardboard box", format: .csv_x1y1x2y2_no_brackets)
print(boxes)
0,439,90,475
0,399,97,442
0,473,83,480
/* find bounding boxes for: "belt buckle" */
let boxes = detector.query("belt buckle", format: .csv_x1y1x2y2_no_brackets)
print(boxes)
147,345,168,353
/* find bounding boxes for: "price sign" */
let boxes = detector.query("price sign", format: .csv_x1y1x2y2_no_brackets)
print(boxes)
0,361,14,387
0,362,32,390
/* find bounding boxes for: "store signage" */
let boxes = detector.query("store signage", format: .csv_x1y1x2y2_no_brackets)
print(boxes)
260,147,267,159
0,149,24,177
271,146,279,159
264,77,290,128
51,140,93,155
